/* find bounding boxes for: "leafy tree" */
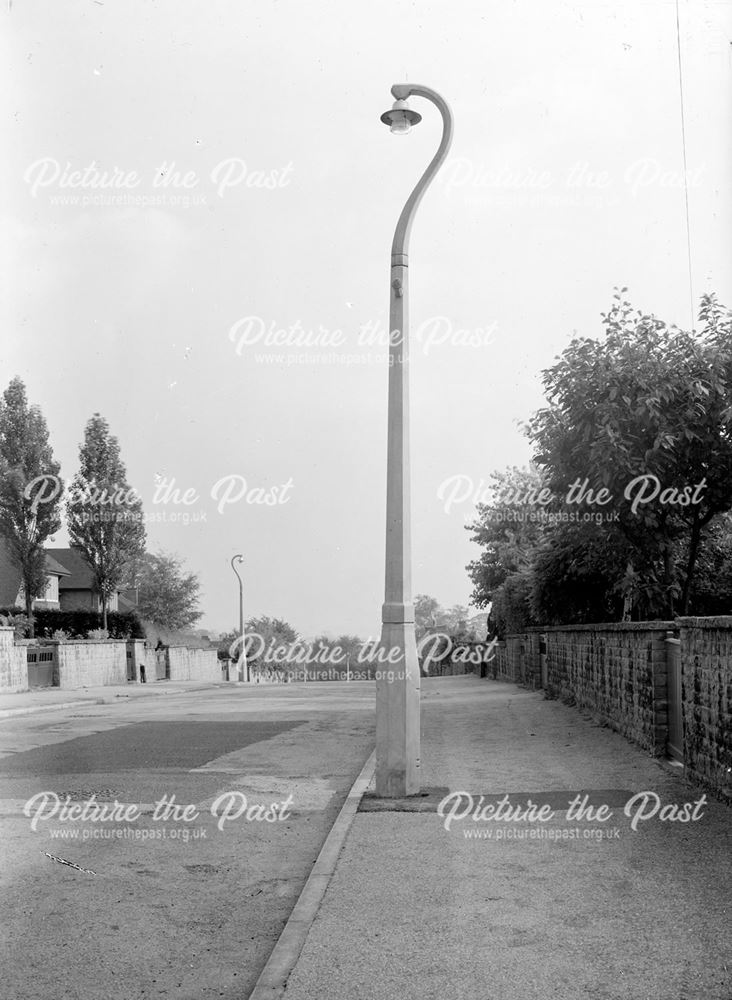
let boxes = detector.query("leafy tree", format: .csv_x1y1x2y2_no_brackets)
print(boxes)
244,615,298,674
334,633,366,675
679,512,732,615
134,551,202,630
66,414,146,629
306,633,365,679
412,595,483,671
217,629,240,660
465,294,732,628
486,571,536,638
414,595,479,642
466,465,548,610
528,523,629,625
414,594,440,640
442,605,469,631
528,291,732,617
0,378,63,636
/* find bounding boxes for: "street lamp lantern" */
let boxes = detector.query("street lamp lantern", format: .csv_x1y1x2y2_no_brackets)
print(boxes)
375,84,453,798
380,99,422,134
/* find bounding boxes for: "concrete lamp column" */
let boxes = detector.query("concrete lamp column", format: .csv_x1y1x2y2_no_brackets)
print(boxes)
376,84,453,797
230,554,248,683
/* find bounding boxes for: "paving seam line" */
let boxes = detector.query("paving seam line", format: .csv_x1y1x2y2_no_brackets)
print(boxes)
248,747,376,1000
0,699,102,719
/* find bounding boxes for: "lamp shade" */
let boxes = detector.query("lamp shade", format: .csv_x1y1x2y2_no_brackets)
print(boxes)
380,99,421,134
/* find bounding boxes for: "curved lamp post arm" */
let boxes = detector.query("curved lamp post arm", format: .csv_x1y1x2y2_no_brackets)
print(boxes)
230,554,244,588
389,84,453,260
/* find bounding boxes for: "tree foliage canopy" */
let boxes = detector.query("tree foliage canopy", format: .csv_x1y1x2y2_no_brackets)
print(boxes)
66,414,146,627
0,378,62,635
135,550,202,630
467,293,732,629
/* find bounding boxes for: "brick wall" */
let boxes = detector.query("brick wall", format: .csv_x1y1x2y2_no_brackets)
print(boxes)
55,640,127,688
167,645,221,682
677,617,732,800
0,627,28,692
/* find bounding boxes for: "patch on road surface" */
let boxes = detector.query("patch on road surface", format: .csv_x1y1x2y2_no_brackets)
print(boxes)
198,775,336,813
360,786,450,812
52,787,119,799
0,720,308,775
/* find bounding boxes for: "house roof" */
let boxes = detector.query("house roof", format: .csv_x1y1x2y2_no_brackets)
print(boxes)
0,538,71,607
0,538,21,607
44,548,126,597
45,554,72,578
118,592,137,613
44,547,97,591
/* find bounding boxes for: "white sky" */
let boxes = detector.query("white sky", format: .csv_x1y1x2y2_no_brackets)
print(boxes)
2,0,731,638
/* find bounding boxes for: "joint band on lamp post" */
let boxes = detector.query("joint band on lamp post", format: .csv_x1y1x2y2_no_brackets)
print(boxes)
376,84,453,799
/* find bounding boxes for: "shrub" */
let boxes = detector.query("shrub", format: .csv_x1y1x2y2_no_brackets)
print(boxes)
0,611,30,639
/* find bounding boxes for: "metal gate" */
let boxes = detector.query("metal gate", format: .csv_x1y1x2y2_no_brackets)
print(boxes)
126,648,135,681
665,635,683,762
27,646,55,688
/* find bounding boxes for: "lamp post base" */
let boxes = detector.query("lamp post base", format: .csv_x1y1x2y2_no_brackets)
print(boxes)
375,620,421,797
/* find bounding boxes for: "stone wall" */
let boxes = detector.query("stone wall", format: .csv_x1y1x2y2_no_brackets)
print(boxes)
485,618,731,798
0,635,225,692
126,639,147,682
484,635,540,687
167,645,221,682
542,623,673,755
0,627,28,692
55,640,128,688
677,617,732,800
504,635,524,682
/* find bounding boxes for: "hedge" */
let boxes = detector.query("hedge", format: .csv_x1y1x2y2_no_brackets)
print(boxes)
0,606,145,639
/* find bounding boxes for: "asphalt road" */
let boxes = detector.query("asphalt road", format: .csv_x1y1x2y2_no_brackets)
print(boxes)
0,683,376,1000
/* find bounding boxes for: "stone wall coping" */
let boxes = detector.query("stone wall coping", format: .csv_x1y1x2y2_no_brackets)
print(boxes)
166,644,216,650
39,638,129,646
676,616,732,629
517,622,676,634
507,616,732,635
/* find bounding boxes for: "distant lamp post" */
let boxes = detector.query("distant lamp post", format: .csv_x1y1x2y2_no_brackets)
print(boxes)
230,554,248,682
376,84,454,797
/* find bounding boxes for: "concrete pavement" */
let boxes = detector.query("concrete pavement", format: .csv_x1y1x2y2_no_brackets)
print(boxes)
0,679,230,718
277,677,731,1000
